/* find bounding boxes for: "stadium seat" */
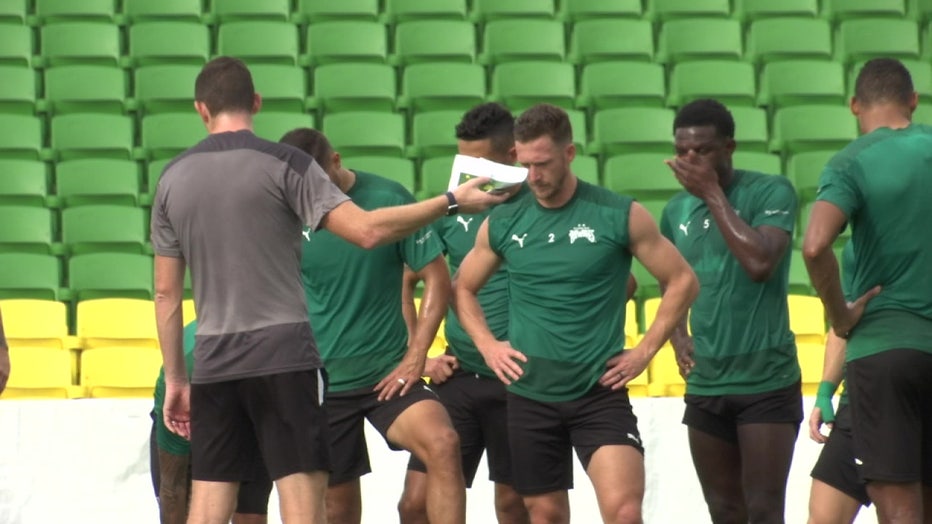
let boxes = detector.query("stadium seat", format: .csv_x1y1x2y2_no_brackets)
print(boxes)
252,112,316,142
398,63,486,114
836,19,921,65
55,159,140,208
39,22,121,68
42,65,127,115
823,0,907,21
491,61,576,111
309,63,396,114
0,65,36,114
647,0,731,21
182,298,196,325
304,21,388,66
129,22,211,66
656,18,743,63
80,346,163,398
1,346,80,399
133,65,200,115
797,341,826,396
577,62,666,111
51,114,134,161
409,111,461,159
390,20,476,65
470,0,556,22
559,0,642,21
603,154,680,201
914,103,932,125
568,19,654,64
0,299,71,349
0,254,61,300
481,19,565,65
210,0,290,23
733,0,819,21
68,253,154,301
787,151,834,203
797,201,851,248
917,0,932,23
758,61,847,110
250,64,308,113
0,160,48,207
770,106,858,156
346,157,417,194
292,0,380,23
145,159,171,200
565,109,589,153
0,114,44,160
647,342,686,397
141,112,206,161
667,60,756,108
0,0,27,23
0,206,57,254
323,112,406,158
0,23,33,67
62,205,147,255
730,106,771,153
849,59,932,99
788,249,814,294
572,154,600,185
746,18,833,64
384,0,468,23
788,294,826,344
34,0,115,23
417,156,455,199
76,298,160,349
121,0,204,23
590,108,675,157
733,152,783,176
630,258,661,300
217,21,300,66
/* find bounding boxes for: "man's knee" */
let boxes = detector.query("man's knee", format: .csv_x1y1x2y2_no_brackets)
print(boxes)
705,495,747,524
525,495,569,524
604,499,642,524
419,425,461,465
494,485,529,524
397,476,428,524
744,484,787,524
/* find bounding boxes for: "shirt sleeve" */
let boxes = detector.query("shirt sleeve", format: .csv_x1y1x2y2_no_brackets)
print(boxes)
750,176,798,233
815,160,861,219
150,179,182,258
400,224,444,272
283,158,351,231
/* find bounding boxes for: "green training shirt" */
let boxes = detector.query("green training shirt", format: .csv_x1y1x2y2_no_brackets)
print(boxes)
301,171,444,392
153,320,197,456
816,123,932,361
487,181,633,402
661,170,800,396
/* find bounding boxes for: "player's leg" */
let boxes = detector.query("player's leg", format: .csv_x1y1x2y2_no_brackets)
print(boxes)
158,448,192,524
736,422,797,524
398,468,429,524
476,374,529,524
808,480,862,524
684,396,746,524
232,461,274,524
808,405,867,524
325,479,362,524
494,482,530,524
586,446,644,524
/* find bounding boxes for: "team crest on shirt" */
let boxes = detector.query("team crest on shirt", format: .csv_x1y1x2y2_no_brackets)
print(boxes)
568,224,596,244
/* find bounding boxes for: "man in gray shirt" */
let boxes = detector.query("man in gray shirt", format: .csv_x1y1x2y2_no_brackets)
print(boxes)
151,56,509,524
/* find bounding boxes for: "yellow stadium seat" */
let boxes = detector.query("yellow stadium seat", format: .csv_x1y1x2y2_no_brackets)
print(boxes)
788,294,826,344
182,298,196,325
0,299,76,349
647,342,686,397
625,358,650,397
413,297,448,358
643,297,691,335
796,341,825,396
624,300,637,348
1,346,82,399
77,298,159,349
80,346,163,398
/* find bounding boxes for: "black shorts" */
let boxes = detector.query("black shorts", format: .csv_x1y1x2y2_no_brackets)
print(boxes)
683,381,803,444
407,370,513,487
190,369,330,483
847,349,932,484
327,379,439,485
506,385,643,496
810,404,871,506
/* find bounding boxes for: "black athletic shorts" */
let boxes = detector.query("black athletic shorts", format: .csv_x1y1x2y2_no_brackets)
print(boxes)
190,369,330,483
407,370,514,487
810,404,871,506
683,381,803,444
847,349,932,484
506,384,643,496
327,378,439,485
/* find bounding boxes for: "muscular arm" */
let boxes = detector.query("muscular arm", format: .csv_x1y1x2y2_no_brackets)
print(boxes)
802,201,849,328
401,266,420,341
704,191,791,282
154,255,190,438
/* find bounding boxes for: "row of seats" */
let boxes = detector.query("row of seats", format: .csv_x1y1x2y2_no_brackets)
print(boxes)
3,18,932,69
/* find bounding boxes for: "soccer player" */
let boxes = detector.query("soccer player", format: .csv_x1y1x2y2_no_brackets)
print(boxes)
662,98,802,524
280,128,466,524
803,57,932,523
455,103,698,524
151,57,510,524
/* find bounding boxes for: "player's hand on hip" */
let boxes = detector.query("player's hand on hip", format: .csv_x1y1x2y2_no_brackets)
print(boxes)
424,355,458,385
375,355,425,402
600,349,649,391
835,285,881,339
479,340,526,386
451,177,519,214
163,381,192,440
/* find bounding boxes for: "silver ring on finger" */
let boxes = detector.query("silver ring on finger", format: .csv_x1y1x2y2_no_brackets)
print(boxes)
397,378,406,385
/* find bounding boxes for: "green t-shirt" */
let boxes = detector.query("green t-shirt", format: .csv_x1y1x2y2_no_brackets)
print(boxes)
153,320,197,456
436,209,509,378
660,170,800,396
816,123,932,361
301,171,444,392
487,181,633,402
839,241,855,406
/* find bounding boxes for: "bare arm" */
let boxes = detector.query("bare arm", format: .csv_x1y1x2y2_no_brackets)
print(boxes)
810,328,847,443
0,306,8,394
625,274,638,302
154,255,190,439
401,266,419,341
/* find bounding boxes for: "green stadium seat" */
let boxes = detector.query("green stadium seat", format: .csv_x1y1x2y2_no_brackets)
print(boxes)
590,108,675,157
68,253,154,301
51,114,134,161
746,18,833,65
34,0,116,23
731,106,772,153
0,114,43,160
647,0,730,21
293,0,380,23
630,258,660,298
0,160,48,207
788,249,814,294
568,19,654,64
558,0,642,22
733,0,819,21
384,0,468,23
0,254,60,300
129,22,211,67
304,21,387,66
39,22,121,67
913,103,932,125
565,109,589,153
132,65,200,115
0,65,36,114
917,0,932,23
823,0,907,21
836,19,920,65
121,0,204,23
144,159,171,203
667,61,756,108
770,106,858,156
62,205,147,255
55,159,140,208
491,61,576,111
0,0,27,23
141,112,206,161
323,112,405,158
577,62,666,111
603,153,680,200
398,63,486,114
480,20,565,65
250,64,308,114
210,0,289,23
797,201,850,248
309,63,396,114
787,151,835,203
656,18,742,63
733,152,783,176
253,112,316,142
217,21,300,66
471,0,555,22
417,156,455,199
573,154,600,185
346,157,417,194
0,23,33,67
409,110,461,159
42,65,127,115
0,206,57,254
923,22,932,60
758,60,847,110
390,20,476,65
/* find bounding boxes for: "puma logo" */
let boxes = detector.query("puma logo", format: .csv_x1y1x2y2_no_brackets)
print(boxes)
678,222,690,236
302,228,311,241
457,215,474,232
511,233,527,248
